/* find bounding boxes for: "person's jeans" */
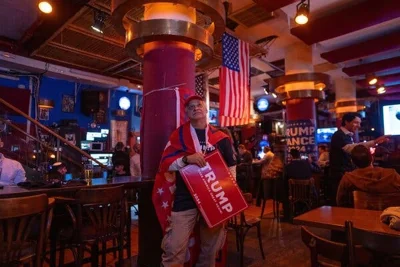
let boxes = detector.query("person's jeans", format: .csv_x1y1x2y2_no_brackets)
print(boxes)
161,208,226,267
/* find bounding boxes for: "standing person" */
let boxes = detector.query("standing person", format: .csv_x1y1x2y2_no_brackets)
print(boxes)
328,112,389,205
152,95,236,267
236,144,253,190
130,143,141,176
112,142,130,176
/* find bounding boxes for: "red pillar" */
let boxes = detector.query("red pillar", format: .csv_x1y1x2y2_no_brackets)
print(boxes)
286,98,317,156
141,41,195,179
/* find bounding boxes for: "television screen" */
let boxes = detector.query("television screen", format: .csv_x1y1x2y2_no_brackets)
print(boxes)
209,109,218,124
86,132,102,141
383,104,400,135
90,153,113,166
316,128,337,143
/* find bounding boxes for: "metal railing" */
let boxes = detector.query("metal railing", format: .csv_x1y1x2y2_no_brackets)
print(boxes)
0,97,106,170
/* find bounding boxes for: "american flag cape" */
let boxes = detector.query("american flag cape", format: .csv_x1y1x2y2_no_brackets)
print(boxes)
219,33,250,127
152,121,228,232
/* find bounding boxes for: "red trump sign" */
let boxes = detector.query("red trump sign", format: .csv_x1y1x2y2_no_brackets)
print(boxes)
180,150,248,228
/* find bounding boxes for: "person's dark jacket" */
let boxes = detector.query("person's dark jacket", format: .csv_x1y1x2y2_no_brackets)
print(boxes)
285,159,313,180
330,129,354,176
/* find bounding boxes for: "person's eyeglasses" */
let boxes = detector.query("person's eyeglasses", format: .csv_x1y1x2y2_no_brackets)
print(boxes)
187,103,203,111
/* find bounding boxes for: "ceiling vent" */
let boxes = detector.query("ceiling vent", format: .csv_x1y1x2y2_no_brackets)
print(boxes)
230,4,277,28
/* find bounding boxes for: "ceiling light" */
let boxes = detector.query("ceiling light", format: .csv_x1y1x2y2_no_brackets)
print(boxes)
272,93,277,98
38,1,52,14
91,10,107,34
377,85,386,94
366,73,378,85
295,0,310,25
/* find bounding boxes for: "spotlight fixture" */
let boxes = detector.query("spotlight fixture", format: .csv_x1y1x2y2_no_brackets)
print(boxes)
271,93,277,98
295,0,310,25
91,10,107,34
38,1,53,14
377,85,386,94
262,85,269,95
366,73,378,85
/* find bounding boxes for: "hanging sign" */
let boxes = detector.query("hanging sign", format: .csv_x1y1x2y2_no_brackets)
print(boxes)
286,119,317,153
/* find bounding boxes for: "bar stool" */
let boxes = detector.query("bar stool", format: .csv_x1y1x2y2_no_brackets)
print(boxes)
0,194,52,267
57,186,127,267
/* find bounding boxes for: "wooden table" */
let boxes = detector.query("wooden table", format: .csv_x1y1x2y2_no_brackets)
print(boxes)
0,176,153,198
0,176,162,267
293,206,400,236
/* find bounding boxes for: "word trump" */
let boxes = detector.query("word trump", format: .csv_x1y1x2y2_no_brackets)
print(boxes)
201,162,233,213
286,126,316,146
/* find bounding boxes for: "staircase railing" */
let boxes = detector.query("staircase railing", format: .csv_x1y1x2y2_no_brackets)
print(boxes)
0,97,106,169
0,118,83,170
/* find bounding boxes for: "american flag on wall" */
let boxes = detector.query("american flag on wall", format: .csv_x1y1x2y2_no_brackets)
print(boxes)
195,74,205,98
219,33,250,127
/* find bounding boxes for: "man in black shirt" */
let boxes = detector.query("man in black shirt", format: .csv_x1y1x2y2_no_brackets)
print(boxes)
159,95,236,267
328,112,389,205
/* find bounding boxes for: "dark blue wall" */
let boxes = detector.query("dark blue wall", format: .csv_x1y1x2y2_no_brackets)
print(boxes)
0,75,141,131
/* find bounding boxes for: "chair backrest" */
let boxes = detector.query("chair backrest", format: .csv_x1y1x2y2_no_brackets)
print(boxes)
0,194,48,265
75,186,126,238
301,226,348,267
288,178,314,203
345,221,400,266
353,191,400,211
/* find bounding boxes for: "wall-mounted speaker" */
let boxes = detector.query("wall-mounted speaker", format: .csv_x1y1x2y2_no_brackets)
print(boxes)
81,91,100,116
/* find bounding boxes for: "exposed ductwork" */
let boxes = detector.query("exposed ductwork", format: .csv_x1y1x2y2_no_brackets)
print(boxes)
342,56,400,77
290,0,400,45
321,29,400,64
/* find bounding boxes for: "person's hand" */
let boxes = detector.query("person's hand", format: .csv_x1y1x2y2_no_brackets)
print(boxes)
374,135,390,145
187,152,207,167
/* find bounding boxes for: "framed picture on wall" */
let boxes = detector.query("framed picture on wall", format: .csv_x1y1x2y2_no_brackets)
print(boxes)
62,94,75,113
39,108,49,121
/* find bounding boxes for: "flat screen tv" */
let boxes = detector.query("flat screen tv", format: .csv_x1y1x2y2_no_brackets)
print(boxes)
209,108,218,125
316,127,337,143
383,104,400,135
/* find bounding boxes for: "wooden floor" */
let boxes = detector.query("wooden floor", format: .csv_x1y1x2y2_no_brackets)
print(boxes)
46,201,331,267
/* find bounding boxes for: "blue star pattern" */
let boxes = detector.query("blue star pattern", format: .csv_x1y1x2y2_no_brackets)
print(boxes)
222,33,240,72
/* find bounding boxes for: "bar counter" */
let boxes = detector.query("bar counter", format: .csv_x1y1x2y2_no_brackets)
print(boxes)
0,176,163,267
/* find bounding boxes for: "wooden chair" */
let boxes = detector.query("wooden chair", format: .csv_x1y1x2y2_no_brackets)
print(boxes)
301,226,348,267
0,194,49,267
228,193,265,267
346,220,399,267
58,186,127,267
288,178,316,219
353,191,400,211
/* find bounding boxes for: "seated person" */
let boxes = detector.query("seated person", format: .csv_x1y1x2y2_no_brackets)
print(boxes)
317,145,329,167
373,146,390,168
114,161,128,177
236,144,253,171
336,145,400,207
48,162,67,181
0,152,26,185
285,149,312,180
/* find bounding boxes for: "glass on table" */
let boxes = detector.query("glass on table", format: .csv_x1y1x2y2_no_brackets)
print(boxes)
84,164,94,185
